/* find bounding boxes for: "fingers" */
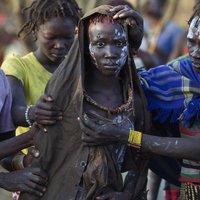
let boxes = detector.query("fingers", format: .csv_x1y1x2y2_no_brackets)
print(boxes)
29,171,48,186
110,5,143,26
41,94,53,103
36,99,61,112
35,119,58,126
110,5,132,18
25,168,48,195
28,147,40,158
35,102,62,120
34,94,63,125
79,118,94,139
11,167,48,197
24,147,40,167
78,113,98,131
20,183,45,197
81,133,97,146
96,194,110,200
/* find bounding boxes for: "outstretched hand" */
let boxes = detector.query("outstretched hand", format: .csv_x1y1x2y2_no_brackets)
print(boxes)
0,167,48,197
78,114,128,146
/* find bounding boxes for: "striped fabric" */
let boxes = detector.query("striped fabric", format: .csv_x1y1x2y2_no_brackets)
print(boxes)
139,54,200,126
140,54,200,184
179,121,200,183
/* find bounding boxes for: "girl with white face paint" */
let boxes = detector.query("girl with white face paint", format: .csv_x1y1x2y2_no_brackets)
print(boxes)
88,20,128,77
23,2,200,200
22,5,150,200
80,2,200,200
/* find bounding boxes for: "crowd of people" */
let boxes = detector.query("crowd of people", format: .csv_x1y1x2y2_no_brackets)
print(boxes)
0,0,200,200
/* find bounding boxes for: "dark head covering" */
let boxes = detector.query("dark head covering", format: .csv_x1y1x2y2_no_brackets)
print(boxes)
19,5,150,200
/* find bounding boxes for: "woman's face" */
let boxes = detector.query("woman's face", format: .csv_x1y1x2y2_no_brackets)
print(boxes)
36,16,75,64
187,16,200,73
88,20,128,76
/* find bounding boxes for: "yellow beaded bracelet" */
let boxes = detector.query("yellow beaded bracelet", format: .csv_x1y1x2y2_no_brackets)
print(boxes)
128,129,142,148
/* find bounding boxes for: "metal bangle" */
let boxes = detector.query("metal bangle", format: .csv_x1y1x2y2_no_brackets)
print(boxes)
25,105,34,128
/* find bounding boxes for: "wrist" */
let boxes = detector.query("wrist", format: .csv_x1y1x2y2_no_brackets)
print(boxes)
128,129,142,148
25,105,35,127
115,128,129,143
28,105,36,121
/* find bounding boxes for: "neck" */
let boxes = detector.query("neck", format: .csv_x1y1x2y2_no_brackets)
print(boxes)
85,66,121,93
34,49,61,73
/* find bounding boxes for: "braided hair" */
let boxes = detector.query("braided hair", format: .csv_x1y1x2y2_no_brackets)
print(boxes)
18,0,82,38
188,1,200,24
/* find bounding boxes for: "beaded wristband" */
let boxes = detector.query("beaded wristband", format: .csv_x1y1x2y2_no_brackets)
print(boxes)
11,153,25,170
25,105,34,128
128,129,142,148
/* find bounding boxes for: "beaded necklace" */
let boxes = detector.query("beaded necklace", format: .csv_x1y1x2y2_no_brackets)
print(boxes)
83,86,133,115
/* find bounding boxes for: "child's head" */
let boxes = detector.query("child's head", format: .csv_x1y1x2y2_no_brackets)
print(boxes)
18,0,82,39
87,14,128,77
18,0,82,64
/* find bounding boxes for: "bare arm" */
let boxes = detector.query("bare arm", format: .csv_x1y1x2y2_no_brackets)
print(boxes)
7,75,27,126
141,134,200,161
0,125,38,159
79,114,200,161
7,76,62,126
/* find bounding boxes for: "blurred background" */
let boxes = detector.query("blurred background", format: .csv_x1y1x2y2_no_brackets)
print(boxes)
0,0,196,199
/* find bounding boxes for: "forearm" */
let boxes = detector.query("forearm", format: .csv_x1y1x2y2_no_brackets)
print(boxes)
0,131,33,159
125,128,200,160
142,134,200,161
1,155,15,171
12,105,28,127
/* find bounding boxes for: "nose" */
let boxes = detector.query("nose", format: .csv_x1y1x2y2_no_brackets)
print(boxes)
54,39,66,49
104,45,117,59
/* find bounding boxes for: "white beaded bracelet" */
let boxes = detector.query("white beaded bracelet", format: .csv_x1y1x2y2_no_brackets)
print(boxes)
25,105,34,128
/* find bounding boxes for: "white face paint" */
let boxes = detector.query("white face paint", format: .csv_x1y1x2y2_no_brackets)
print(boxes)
89,43,97,66
187,16,200,72
111,28,128,76
88,20,128,76
187,16,200,39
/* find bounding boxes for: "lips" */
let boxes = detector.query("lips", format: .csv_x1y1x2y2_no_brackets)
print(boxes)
51,52,67,58
104,64,118,70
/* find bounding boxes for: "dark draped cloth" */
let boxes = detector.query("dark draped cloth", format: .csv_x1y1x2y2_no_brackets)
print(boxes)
19,5,151,200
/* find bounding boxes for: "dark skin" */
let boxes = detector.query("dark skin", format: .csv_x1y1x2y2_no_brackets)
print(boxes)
1,17,76,196
79,16,200,162
35,5,144,125
8,16,75,127
0,167,47,197
79,115,200,161
0,125,48,196
35,5,144,200
84,18,134,200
